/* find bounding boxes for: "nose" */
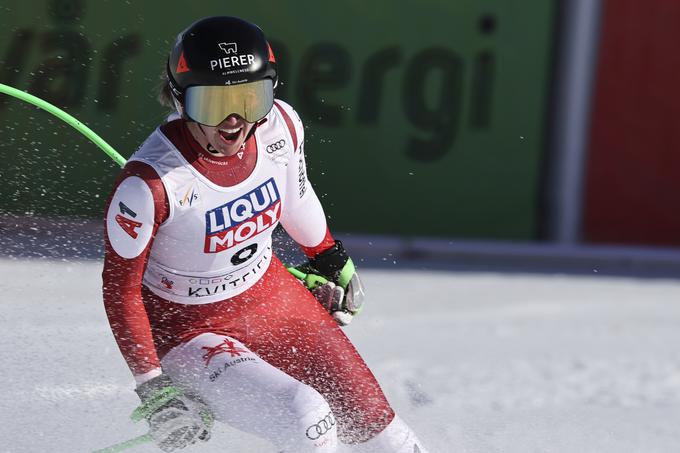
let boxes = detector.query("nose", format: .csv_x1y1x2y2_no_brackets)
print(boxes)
221,114,244,126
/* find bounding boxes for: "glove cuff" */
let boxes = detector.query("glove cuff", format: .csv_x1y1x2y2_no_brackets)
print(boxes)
310,240,350,284
337,258,355,288
132,374,183,422
135,374,174,399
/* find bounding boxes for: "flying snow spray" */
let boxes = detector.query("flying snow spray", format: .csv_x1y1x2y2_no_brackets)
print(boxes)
0,82,330,452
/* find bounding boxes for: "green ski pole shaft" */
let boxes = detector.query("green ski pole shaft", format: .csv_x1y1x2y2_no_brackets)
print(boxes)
1,85,148,453
0,83,127,168
92,433,152,453
286,266,329,289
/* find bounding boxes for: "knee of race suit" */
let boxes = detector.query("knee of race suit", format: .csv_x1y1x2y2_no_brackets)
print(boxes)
161,333,339,452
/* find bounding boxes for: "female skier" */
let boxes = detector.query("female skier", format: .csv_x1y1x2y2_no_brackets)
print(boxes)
103,16,428,453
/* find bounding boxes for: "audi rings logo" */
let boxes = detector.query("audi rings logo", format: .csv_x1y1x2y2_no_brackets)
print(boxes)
266,139,286,153
305,412,336,440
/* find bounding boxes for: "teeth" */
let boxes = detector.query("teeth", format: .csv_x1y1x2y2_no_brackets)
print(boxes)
220,127,241,134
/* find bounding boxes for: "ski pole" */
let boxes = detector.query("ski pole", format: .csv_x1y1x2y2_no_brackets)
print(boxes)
91,433,152,453
286,266,329,289
0,83,149,453
0,83,127,167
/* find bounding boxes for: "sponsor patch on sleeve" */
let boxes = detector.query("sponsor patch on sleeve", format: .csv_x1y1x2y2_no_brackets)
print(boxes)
106,176,155,259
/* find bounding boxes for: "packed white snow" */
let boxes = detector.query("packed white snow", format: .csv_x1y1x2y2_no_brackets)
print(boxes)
1,258,679,452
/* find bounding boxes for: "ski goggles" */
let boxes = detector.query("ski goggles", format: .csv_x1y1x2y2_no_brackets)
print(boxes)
184,79,274,126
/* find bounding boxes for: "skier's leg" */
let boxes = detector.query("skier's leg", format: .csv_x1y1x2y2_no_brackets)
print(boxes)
241,257,429,452
241,258,395,444
161,332,338,453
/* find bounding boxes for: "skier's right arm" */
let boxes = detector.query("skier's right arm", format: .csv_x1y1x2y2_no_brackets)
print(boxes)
102,161,169,384
103,163,213,449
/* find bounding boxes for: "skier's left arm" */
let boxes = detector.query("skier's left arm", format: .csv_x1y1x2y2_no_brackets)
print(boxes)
277,102,365,324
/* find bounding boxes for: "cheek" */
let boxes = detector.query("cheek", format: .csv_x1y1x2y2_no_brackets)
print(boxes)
195,124,216,140
204,128,220,143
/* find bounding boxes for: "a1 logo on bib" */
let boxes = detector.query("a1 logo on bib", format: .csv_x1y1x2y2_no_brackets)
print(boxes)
204,178,281,253
115,202,142,239
106,176,154,259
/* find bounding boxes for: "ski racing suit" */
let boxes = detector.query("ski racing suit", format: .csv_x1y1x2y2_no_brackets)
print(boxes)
102,100,428,453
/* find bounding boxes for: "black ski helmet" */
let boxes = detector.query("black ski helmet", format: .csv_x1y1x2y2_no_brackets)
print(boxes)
167,16,278,125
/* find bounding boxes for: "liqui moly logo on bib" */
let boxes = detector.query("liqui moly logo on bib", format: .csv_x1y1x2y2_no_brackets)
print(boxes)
204,179,281,253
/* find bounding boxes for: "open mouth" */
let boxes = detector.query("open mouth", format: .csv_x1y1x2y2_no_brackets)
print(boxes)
218,126,243,144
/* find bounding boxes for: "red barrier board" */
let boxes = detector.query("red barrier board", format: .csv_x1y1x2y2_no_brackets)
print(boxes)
584,0,680,245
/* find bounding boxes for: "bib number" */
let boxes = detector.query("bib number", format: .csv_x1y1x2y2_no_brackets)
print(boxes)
231,244,258,265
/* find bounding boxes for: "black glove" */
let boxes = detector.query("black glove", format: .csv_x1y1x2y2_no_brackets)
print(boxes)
304,240,365,325
131,374,213,452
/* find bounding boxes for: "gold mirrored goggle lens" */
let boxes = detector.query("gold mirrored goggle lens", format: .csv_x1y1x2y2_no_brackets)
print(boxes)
184,79,274,126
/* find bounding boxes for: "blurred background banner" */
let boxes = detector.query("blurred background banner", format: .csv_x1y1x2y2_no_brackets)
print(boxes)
584,0,680,247
0,0,557,240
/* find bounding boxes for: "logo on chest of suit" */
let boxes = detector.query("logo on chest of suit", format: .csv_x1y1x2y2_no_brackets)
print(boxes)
266,139,286,154
178,184,199,207
204,178,281,253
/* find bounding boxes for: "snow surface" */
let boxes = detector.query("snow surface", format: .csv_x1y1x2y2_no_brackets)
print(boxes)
1,258,680,452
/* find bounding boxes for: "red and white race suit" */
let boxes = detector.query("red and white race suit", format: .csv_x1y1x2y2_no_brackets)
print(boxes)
101,100,426,451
